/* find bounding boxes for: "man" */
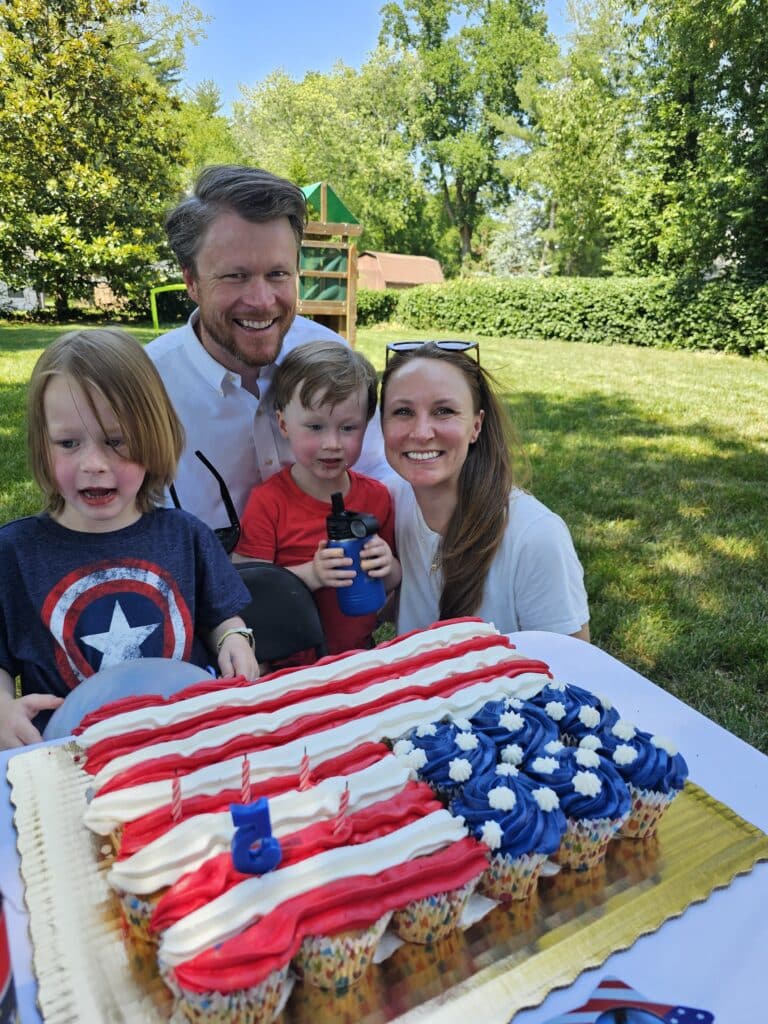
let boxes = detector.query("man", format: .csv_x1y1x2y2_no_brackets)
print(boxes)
146,165,391,531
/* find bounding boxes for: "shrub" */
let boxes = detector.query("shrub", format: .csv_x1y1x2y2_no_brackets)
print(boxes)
393,275,768,355
356,288,401,326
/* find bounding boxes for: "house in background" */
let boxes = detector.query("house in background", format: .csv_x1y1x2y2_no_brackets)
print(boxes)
0,282,42,312
358,251,444,291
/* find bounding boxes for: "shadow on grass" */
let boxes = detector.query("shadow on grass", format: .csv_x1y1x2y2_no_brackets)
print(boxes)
503,388,768,751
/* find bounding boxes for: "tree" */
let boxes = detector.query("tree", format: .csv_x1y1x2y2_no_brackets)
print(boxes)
379,0,554,264
0,0,187,314
232,52,449,263
178,81,243,184
608,0,768,277
496,0,633,276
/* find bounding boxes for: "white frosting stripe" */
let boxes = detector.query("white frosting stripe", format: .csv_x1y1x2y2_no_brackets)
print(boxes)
83,671,549,834
78,620,501,747
91,645,521,789
107,756,411,894
158,808,467,967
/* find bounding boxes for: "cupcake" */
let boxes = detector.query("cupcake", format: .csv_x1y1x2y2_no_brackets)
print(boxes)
469,698,560,768
528,680,620,745
597,720,689,838
292,911,392,993
167,962,290,1024
390,875,479,946
392,719,496,801
523,746,631,871
451,764,566,902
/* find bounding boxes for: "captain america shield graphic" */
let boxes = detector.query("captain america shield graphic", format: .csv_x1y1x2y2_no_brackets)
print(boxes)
41,559,193,689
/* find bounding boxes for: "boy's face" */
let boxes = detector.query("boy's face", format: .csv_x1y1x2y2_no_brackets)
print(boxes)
277,383,369,497
44,374,145,533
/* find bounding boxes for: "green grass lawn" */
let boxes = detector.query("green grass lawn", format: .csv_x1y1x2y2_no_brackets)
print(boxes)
2,319,767,752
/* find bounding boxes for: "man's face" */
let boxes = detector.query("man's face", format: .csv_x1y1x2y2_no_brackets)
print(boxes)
183,211,299,372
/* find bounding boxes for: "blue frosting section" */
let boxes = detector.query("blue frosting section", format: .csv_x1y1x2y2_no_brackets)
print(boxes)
528,681,621,740
405,720,497,794
469,698,559,758
522,746,631,821
451,769,566,857
598,726,689,793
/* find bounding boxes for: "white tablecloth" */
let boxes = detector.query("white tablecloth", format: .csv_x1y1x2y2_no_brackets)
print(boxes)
1,633,766,1022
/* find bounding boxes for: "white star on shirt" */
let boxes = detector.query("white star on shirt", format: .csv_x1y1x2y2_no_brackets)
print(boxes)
80,601,159,667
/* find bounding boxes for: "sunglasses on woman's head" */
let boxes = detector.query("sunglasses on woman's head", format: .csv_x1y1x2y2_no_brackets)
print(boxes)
385,340,480,366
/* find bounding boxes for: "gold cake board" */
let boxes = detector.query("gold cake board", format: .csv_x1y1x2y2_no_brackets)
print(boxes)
8,745,768,1024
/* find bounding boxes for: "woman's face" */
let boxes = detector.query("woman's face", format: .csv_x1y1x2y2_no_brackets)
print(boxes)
381,357,484,496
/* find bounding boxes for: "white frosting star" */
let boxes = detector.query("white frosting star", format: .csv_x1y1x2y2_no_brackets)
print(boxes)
504,697,524,710
416,722,437,738
532,786,560,811
579,735,601,751
531,755,559,774
489,786,517,812
652,735,678,756
611,719,636,741
495,762,519,777
392,739,414,757
578,706,601,728
575,747,600,769
501,743,524,765
455,731,479,751
544,739,565,755
613,744,638,766
448,757,473,783
544,700,566,722
573,770,602,797
499,710,525,732
480,820,503,851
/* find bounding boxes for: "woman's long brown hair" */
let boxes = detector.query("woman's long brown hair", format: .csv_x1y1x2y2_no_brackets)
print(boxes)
381,344,527,619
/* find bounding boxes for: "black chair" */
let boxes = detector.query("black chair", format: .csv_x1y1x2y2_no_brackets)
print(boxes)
235,561,328,665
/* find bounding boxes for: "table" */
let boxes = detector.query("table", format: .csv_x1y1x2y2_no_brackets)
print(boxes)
2,633,766,1023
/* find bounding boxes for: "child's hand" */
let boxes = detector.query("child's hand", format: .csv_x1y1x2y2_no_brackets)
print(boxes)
312,540,356,589
359,536,395,578
217,633,260,681
0,692,64,751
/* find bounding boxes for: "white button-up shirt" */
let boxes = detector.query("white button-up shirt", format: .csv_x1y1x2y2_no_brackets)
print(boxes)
146,310,393,530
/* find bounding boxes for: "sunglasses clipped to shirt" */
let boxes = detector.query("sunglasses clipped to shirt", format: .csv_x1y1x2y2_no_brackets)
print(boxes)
169,449,241,555
385,340,480,367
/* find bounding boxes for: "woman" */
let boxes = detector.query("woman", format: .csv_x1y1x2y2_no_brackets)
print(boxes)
380,341,590,640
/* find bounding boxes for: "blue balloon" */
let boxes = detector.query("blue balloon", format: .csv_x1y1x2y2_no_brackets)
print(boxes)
43,658,212,740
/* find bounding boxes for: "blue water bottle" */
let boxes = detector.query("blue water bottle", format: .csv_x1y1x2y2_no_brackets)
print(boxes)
326,492,386,616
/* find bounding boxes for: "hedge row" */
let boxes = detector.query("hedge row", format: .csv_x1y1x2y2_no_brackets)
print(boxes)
359,276,768,355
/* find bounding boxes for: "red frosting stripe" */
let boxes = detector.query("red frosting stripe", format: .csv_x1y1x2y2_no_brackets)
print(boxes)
170,836,487,994
82,634,517,775
97,656,550,795
150,782,440,934
76,616,494,734
116,742,389,859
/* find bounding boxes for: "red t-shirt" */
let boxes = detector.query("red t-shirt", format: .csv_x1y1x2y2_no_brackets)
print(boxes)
236,468,395,655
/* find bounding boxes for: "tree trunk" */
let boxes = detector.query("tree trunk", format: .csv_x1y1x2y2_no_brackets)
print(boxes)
55,290,69,318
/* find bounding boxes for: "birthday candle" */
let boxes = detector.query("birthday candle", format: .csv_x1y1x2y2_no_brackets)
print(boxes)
171,774,182,823
333,781,350,833
241,753,251,805
299,748,310,791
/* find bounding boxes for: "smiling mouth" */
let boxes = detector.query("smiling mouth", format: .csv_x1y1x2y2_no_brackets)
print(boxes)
406,451,441,461
234,317,276,330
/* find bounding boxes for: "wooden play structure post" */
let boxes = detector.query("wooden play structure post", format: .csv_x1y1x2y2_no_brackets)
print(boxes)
298,182,362,344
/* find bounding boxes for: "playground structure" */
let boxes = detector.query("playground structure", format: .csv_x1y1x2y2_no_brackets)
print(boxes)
298,182,361,344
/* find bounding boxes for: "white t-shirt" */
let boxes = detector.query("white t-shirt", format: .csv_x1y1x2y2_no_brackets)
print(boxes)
391,479,589,636
146,311,393,529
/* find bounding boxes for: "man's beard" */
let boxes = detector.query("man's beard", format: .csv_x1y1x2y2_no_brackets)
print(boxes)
197,310,291,369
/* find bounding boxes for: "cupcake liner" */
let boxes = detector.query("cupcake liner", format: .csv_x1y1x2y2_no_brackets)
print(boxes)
619,785,676,839
119,889,163,946
391,875,481,945
292,912,392,993
478,851,547,903
555,815,625,871
171,964,290,1024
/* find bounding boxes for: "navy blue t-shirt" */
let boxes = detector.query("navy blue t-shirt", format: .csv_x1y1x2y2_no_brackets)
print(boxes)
0,509,250,727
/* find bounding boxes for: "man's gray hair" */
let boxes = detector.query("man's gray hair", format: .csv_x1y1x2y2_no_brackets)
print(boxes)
165,165,307,273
